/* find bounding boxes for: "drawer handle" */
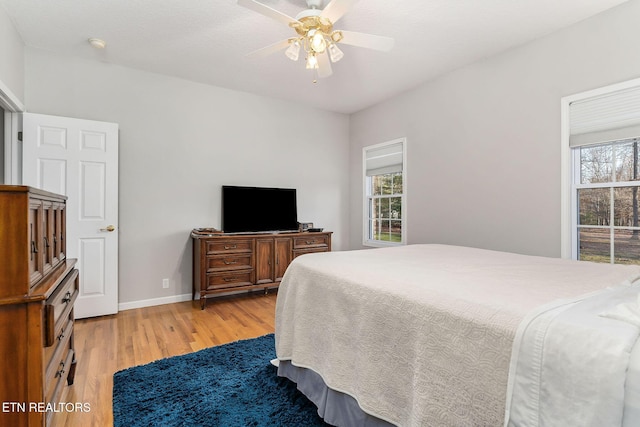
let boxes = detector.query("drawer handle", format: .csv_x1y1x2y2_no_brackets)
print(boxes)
56,361,66,378
224,244,237,250
44,236,50,248
306,240,317,245
58,331,65,341
62,291,72,304
223,259,238,265
223,277,237,282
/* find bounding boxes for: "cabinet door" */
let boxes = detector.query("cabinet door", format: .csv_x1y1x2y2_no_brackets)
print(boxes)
59,204,66,262
255,239,274,284
274,238,292,282
42,201,53,275
52,204,61,265
29,200,43,285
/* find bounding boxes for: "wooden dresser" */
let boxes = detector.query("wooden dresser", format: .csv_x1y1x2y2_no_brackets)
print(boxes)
192,230,332,308
0,185,79,427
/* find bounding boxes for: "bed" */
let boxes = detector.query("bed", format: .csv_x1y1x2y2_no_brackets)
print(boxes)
274,244,640,426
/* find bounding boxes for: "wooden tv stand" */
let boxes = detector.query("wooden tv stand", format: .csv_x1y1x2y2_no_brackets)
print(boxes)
191,230,332,309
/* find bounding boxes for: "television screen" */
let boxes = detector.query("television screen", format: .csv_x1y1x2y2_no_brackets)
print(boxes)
222,186,298,233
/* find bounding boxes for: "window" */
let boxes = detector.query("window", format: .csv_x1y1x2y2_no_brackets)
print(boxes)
363,138,406,246
574,138,640,264
565,80,640,264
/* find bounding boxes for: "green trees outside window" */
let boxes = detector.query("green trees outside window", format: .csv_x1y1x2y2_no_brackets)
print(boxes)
369,173,403,242
577,138,640,264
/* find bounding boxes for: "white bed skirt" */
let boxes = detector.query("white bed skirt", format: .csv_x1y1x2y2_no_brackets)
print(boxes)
278,360,394,427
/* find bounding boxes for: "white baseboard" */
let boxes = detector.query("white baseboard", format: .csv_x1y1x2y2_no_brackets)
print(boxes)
118,293,193,311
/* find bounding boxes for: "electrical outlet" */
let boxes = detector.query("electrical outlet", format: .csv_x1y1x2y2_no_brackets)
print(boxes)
162,278,169,289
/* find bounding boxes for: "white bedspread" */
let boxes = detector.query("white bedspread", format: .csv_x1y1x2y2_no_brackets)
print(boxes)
506,282,640,426
275,244,640,426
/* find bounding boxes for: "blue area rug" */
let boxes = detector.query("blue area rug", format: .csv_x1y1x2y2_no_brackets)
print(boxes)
113,334,327,427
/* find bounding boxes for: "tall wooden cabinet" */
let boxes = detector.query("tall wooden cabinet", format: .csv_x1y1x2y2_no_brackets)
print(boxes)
0,186,79,427
192,230,332,309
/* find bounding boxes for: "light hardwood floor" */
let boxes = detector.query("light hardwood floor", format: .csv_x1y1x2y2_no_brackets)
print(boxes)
52,292,278,427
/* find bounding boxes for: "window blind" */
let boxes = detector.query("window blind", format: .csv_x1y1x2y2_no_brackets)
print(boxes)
365,141,403,176
570,85,640,147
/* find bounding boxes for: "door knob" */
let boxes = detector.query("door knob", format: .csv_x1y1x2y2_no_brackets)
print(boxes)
100,225,116,232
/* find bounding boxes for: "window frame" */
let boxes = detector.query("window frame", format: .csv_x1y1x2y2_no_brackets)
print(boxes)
561,76,640,260
362,138,407,247
571,139,640,264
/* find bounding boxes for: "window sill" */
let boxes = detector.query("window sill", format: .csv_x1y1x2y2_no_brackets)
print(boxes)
362,239,405,248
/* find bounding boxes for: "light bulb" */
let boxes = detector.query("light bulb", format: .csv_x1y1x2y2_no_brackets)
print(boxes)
306,53,318,69
328,43,344,63
309,29,326,53
285,40,300,61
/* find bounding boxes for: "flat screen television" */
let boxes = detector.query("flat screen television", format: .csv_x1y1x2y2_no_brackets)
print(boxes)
222,185,298,233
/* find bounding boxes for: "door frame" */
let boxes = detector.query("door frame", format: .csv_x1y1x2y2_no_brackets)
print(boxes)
22,112,119,318
0,78,24,185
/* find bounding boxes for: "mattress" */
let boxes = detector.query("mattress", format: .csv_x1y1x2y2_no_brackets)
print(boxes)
274,244,640,426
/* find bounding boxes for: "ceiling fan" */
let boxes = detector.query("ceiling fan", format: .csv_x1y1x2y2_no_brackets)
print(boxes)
237,0,394,81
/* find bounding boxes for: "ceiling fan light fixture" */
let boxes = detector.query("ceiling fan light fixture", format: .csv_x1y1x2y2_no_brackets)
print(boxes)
306,53,319,69
237,0,395,80
309,29,327,53
328,43,344,63
285,40,301,61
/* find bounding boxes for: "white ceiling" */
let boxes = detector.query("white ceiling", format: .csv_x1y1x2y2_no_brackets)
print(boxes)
0,0,629,114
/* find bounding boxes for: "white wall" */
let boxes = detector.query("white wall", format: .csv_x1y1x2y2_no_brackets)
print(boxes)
24,48,350,305
15,0,640,306
0,111,4,183
0,6,24,186
0,4,24,104
349,0,640,257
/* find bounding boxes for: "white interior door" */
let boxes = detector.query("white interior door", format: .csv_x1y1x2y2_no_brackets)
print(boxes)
22,112,118,318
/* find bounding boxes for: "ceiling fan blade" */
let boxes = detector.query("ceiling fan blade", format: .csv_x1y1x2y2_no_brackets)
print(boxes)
237,0,300,27
339,30,395,52
320,0,360,24
246,39,291,58
317,52,333,78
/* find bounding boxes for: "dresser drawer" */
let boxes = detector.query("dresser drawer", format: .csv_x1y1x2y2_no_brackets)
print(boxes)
205,240,253,254
206,271,253,290
293,234,329,249
44,318,73,403
45,347,74,427
293,248,330,259
44,268,79,347
206,254,252,272
44,315,74,368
